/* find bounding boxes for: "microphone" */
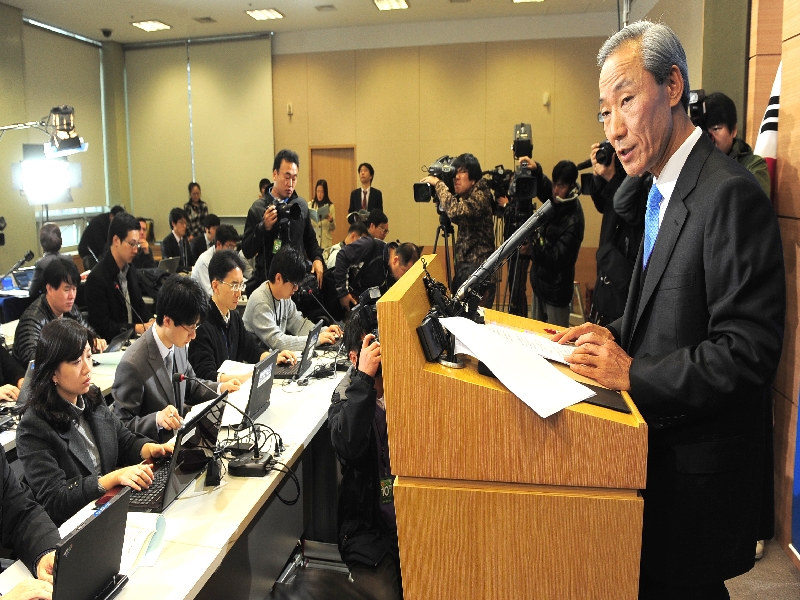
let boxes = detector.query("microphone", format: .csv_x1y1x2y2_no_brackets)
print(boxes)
295,284,338,325
1,250,35,282
454,200,556,304
172,373,261,454
114,283,146,329
576,158,593,170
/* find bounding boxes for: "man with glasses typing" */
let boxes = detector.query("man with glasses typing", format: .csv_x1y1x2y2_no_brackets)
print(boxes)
189,250,295,382
85,212,155,341
113,275,240,438
243,246,341,352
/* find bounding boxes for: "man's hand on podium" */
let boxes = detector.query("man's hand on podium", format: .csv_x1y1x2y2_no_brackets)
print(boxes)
553,323,632,391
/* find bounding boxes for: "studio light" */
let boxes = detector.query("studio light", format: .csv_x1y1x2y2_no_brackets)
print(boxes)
44,106,88,158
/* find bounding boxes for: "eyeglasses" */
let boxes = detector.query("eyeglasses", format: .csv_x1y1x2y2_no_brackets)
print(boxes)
218,280,246,292
123,238,140,249
181,322,200,333
289,281,300,291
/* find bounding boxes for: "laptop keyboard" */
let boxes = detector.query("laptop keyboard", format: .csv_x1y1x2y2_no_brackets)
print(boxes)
274,361,301,377
130,466,169,506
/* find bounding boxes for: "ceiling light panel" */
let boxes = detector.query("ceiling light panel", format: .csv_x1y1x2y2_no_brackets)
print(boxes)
374,0,409,10
513,0,545,3
131,20,171,32
246,9,284,20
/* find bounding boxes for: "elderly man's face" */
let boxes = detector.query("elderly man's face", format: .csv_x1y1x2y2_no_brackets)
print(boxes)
599,42,677,177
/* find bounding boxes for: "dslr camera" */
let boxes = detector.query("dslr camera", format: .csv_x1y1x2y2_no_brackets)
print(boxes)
688,89,706,129
413,155,456,205
595,140,615,167
271,198,302,228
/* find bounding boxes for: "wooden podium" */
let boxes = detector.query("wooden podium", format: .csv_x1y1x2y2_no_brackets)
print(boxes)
377,256,647,599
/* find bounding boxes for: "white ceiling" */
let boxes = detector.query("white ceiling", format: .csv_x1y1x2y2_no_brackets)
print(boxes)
5,0,623,45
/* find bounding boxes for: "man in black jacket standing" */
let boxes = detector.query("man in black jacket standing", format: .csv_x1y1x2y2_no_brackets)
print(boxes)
85,213,154,341
78,205,125,269
329,308,401,600
188,250,293,382
241,149,324,295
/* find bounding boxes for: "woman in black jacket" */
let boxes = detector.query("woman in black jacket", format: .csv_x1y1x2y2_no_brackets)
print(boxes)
16,319,171,525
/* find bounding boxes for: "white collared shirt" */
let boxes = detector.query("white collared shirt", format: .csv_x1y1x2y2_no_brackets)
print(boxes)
153,326,173,363
651,126,704,226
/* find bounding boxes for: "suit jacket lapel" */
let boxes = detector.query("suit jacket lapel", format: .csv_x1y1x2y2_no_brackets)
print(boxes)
146,328,176,406
629,136,711,342
58,426,96,474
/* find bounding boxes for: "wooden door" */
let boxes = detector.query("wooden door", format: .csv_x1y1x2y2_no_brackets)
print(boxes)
309,147,356,245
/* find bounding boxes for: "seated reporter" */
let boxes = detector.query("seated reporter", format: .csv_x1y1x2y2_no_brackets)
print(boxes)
243,246,341,352
0,446,61,599
14,257,107,366
113,275,240,439
16,319,171,526
328,308,402,600
335,238,419,315
0,345,25,403
189,250,294,382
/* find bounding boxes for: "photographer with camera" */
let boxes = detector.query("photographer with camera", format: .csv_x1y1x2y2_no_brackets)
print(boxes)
242,149,324,295
588,143,645,325
515,158,585,327
421,153,496,307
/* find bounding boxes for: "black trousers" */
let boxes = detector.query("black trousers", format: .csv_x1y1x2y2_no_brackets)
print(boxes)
638,571,729,600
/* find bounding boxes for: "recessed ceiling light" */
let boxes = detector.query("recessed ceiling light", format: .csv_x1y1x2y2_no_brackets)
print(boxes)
246,9,284,20
131,20,171,32
513,0,545,3
315,4,337,11
374,0,409,10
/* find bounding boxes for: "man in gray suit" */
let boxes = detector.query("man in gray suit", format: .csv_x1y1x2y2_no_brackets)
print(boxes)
113,275,240,439
555,21,785,599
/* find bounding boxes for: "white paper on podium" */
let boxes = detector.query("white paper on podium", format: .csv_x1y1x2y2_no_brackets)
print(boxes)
439,317,595,418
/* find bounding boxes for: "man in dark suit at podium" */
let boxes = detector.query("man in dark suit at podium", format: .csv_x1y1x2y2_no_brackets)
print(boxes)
555,21,785,599
348,163,383,213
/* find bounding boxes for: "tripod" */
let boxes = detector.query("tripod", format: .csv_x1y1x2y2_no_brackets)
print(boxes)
432,212,456,292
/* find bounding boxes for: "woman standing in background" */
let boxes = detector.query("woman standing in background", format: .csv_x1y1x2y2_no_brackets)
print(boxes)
312,179,336,250
184,182,209,241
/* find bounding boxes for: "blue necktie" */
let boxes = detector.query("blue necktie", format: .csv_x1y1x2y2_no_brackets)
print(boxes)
643,184,663,269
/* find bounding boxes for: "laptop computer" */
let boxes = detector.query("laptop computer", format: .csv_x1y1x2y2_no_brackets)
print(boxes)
12,266,34,291
105,328,134,353
220,351,278,428
129,392,228,513
273,320,323,380
53,486,130,600
158,257,180,274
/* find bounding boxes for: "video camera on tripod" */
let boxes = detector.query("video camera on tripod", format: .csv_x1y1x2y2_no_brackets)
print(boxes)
501,124,539,236
413,155,456,206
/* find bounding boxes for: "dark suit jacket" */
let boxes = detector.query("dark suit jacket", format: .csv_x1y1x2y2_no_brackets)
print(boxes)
608,134,785,585
78,212,111,263
348,188,383,213
113,327,220,439
85,252,152,341
190,235,211,267
161,233,193,272
0,446,60,573
28,252,61,298
16,398,149,526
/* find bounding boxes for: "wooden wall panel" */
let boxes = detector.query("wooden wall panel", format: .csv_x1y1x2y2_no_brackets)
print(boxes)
773,219,800,405
774,35,800,219
746,54,782,148
773,388,800,571
750,0,784,56
782,0,800,42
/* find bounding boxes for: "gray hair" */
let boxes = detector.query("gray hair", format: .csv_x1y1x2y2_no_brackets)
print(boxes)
597,20,690,110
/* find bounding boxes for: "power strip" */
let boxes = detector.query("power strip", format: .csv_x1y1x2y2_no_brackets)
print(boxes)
228,451,274,477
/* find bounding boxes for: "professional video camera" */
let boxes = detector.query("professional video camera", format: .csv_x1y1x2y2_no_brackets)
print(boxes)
413,155,456,204
271,198,302,228
508,123,537,201
688,89,706,129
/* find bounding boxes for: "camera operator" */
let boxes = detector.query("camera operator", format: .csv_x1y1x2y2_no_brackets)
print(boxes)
242,149,324,296
516,158,585,327
421,153,496,307
705,92,771,196
589,144,645,325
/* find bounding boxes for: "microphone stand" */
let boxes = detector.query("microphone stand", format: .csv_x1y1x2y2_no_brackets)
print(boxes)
1,250,34,283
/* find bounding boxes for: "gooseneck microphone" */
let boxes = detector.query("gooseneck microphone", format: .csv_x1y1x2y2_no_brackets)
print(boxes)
1,250,35,282
114,282,146,330
295,283,338,325
576,158,593,170
171,373,262,459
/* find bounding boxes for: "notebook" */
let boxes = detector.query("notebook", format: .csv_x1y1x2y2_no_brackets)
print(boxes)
53,486,130,600
129,392,227,513
105,328,134,353
11,267,34,291
158,257,180,274
220,351,278,428
273,320,323,380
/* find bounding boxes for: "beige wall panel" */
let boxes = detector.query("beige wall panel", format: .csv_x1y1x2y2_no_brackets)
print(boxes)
746,54,782,148
102,42,130,209
750,0,784,56
190,39,274,217
773,389,797,554
0,4,37,265
307,52,356,148
774,35,800,219
272,54,310,201
126,45,191,236
773,218,800,406
646,0,705,89
783,0,800,42
23,26,104,211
